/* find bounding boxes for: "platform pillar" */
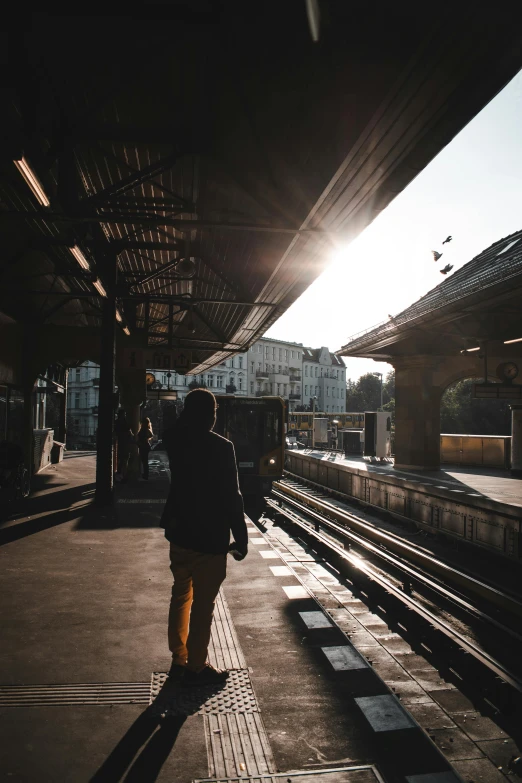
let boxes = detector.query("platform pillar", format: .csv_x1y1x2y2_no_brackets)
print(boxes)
95,253,118,506
392,358,441,471
510,404,522,478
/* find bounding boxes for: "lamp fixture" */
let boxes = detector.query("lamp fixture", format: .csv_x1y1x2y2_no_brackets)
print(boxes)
123,326,131,336
115,309,123,323
93,278,108,297
69,245,91,271
460,346,480,353
504,337,522,344
176,256,197,279
13,156,50,207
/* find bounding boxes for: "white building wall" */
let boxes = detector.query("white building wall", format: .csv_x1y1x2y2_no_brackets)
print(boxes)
246,337,304,410
67,360,100,446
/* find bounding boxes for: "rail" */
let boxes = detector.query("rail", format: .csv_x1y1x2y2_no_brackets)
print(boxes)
267,480,522,715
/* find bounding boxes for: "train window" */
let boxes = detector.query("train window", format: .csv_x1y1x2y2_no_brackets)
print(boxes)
263,409,282,453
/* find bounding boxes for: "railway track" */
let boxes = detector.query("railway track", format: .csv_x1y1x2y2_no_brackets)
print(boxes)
266,476,522,726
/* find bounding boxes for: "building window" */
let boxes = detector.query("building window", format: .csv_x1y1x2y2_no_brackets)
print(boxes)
291,350,294,359
250,382,254,393
265,346,269,357
238,356,243,368
305,366,308,376
315,367,318,377
284,350,288,359
217,376,223,388
251,362,254,373
297,352,300,359
279,348,282,360
305,385,308,396
239,375,244,390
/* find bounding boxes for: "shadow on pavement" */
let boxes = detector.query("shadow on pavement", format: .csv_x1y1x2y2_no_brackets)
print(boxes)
89,709,186,783
90,678,225,782
0,481,97,545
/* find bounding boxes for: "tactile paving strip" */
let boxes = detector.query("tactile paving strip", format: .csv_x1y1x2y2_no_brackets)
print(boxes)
149,668,259,716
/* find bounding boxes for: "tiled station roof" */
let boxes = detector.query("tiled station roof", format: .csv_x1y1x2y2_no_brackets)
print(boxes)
337,230,522,355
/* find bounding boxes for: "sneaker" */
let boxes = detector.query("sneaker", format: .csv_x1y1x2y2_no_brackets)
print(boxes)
183,664,229,686
167,662,186,681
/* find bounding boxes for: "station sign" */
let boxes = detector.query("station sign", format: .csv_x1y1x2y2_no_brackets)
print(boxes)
121,348,192,373
473,383,522,400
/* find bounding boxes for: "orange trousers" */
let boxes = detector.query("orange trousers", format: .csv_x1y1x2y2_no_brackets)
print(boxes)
168,543,227,672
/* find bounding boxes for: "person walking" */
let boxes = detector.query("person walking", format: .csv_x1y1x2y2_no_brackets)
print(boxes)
137,417,154,481
161,388,248,685
114,410,134,483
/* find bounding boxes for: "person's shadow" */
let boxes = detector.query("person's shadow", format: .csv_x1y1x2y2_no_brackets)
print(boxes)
90,677,227,782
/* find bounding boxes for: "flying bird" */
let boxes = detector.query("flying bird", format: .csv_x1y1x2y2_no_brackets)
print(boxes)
440,264,453,275
432,250,443,262
442,235,453,244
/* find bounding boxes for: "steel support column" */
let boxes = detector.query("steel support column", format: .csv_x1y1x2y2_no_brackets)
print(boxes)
95,254,118,505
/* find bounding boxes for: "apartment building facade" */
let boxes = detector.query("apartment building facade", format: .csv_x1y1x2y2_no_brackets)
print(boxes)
66,360,100,448
246,337,304,411
302,347,346,414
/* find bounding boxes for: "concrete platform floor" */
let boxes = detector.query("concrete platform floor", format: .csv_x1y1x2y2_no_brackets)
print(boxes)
0,454,383,782
301,452,522,509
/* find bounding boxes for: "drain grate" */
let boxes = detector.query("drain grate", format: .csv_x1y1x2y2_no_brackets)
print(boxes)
195,764,385,783
149,669,259,716
0,682,151,708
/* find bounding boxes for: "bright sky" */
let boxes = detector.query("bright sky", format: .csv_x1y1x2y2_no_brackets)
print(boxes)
265,69,522,382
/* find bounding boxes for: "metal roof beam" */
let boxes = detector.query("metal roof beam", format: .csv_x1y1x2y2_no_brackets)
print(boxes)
130,258,183,289
86,151,180,202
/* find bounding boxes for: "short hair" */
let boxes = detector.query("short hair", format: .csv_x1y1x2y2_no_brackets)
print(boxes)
183,388,217,419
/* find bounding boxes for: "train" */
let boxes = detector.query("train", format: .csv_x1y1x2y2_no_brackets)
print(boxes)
288,411,366,431
214,395,285,504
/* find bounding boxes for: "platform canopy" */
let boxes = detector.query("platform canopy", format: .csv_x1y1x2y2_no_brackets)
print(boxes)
1,5,522,373
337,231,522,361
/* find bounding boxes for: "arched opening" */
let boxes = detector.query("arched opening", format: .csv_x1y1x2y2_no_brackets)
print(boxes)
440,376,511,468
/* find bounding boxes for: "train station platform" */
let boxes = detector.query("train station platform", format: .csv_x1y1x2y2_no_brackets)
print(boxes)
286,450,522,562
1,454,516,782
301,451,522,511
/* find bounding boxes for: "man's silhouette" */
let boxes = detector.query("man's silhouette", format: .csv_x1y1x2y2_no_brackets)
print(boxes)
161,389,248,684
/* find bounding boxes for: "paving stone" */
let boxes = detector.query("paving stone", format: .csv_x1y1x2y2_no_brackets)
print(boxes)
378,635,414,654
356,646,397,665
354,613,387,626
371,661,412,683
299,611,334,630
406,772,461,783
388,680,434,705
321,645,370,671
476,738,522,770
410,670,456,691
428,690,476,713
407,702,457,730
394,653,438,670
452,757,508,783
453,714,508,742
427,728,484,760
355,694,417,732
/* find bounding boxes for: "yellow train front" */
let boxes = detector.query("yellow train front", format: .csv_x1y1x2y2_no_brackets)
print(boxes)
214,396,285,505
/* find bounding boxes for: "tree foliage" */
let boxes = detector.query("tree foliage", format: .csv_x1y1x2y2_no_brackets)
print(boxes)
440,379,511,435
346,371,395,414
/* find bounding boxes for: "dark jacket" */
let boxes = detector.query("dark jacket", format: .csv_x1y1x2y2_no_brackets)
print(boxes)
162,424,248,555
